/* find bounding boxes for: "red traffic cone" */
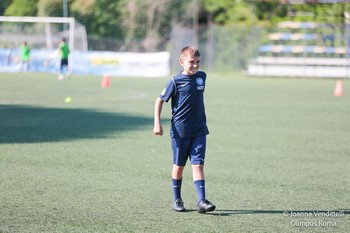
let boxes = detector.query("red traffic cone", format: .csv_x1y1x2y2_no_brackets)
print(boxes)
333,80,342,97
101,74,111,88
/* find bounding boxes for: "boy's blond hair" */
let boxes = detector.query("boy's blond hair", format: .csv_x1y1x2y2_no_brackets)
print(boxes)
180,46,200,58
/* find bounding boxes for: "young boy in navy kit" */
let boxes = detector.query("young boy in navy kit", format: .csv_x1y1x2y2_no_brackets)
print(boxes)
153,46,215,213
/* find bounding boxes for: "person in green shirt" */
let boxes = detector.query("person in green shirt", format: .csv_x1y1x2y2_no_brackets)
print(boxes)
20,41,30,72
59,38,70,78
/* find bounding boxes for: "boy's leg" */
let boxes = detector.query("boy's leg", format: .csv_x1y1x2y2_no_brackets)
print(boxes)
190,136,216,213
172,166,185,212
192,164,204,180
192,164,205,202
172,165,184,201
171,138,190,212
190,136,206,202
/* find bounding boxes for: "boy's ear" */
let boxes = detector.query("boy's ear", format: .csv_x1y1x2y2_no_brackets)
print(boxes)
179,58,184,65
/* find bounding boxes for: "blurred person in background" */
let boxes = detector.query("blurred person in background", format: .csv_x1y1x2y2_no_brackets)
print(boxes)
20,41,30,72
58,37,70,80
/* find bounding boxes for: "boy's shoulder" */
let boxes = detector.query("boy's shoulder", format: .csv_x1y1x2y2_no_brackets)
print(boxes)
196,71,206,78
172,71,206,80
194,71,206,78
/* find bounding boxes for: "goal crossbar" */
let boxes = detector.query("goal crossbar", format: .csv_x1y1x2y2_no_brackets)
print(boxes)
0,16,76,50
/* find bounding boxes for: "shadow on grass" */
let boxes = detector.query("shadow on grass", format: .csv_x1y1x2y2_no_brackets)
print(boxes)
206,209,350,216
0,105,154,143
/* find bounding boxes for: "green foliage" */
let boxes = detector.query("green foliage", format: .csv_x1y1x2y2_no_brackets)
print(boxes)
169,0,193,27
252,2,348,26
4,0,37,16
315,3,344,24
203,0,243,24
249,1,284,21
0,0,12,15
88,0,124,38
71,0,94,15
229,2,256,24
71,0,124,39
37,0,62,17
1,1,350,53
120,0,193,51
70,0,98,38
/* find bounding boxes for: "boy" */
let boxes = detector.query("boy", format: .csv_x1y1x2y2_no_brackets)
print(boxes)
153,46,215,213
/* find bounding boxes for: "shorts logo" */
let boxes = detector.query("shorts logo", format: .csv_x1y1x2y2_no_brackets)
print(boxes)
195,144,203,153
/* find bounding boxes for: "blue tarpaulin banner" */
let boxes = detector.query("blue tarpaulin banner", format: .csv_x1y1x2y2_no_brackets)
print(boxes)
0,49,170,77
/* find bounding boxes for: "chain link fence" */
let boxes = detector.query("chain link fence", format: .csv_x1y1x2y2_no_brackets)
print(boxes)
87,24,266,73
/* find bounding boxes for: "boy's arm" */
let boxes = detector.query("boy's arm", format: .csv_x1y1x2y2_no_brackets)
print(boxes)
153,97,164,136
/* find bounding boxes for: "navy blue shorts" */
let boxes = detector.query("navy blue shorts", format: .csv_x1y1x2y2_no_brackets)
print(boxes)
171,136,206,166
61,59,68,68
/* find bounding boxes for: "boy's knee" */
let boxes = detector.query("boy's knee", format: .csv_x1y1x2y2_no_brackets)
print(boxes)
192,164,203,169
172,165,185,179
173,165,185,171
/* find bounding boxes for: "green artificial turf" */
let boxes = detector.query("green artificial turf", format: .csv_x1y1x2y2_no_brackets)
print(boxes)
0,72,349,232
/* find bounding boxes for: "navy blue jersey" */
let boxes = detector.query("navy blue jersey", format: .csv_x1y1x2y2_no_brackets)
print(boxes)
160,71,209,138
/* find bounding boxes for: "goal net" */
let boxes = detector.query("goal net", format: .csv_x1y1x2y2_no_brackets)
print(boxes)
0,16,87,73
0,16,87,51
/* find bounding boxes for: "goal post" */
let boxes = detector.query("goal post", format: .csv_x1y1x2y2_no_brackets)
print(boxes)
0,16,88,74
0,16,77,50
0,16,88,52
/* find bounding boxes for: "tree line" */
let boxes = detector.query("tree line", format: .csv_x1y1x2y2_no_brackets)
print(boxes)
1,0,349,51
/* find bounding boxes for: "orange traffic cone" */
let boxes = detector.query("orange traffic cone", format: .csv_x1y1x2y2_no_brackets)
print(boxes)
101,74,111,88
333,80,342,97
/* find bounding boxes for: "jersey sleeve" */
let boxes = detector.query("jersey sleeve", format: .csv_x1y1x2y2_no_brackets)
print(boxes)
159,78,176,102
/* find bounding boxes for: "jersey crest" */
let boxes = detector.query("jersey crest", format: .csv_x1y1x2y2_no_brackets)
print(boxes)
196,77,204,85
196,77,205,90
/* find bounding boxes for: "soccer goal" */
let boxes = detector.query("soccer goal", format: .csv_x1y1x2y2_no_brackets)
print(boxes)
0,16,87,51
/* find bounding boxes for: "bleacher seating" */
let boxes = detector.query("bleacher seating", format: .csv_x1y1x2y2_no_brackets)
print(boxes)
268,32,317,41
277,21,318,29
248,20,349,78
258,21,345,57
258,44,346,55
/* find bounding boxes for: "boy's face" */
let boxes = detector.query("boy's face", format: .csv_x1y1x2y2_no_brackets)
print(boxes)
180,54,200,75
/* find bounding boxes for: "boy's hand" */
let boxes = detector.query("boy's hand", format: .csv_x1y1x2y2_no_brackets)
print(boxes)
153,124,163,136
